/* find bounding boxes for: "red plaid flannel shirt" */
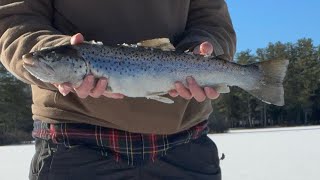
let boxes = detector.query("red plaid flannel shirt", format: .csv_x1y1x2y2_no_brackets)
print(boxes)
32,120,209,165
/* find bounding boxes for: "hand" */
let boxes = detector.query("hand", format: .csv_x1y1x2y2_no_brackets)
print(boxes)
168,42,220,102
53,33,124,99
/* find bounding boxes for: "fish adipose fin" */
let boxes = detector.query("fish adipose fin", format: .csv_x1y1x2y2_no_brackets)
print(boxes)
246,59,289,106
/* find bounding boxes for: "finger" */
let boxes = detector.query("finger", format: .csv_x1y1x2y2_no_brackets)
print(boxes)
187,77,206,102
204,87,220,100
175,82,192,100
58,84,70,96
74,75,95,98
89,78,108,98
199,42,213,56
168,89,179,97
70,33,84,45
53,83,72,96
103,91,125,99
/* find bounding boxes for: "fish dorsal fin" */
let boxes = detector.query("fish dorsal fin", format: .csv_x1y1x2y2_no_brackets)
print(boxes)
137,38,175,51
119,43,139,48
88,40,104,45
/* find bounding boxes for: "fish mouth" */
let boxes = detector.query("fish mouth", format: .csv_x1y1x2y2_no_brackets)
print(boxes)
22,53,36,66
22,54,55,76
23,59,34,66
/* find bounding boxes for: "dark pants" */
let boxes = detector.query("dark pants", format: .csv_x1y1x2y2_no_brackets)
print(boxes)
29,135,221,180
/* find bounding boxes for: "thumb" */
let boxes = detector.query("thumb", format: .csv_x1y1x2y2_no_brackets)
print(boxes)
71,33,84,45
199,41,213,56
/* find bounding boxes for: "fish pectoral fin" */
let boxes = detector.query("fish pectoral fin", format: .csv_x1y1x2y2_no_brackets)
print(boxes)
137,38,175,51
147,91,168,96
212,84,230,93
146,95,174,104
40,46,52,50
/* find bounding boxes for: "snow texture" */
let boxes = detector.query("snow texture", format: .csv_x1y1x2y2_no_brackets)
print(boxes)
0,126,319,180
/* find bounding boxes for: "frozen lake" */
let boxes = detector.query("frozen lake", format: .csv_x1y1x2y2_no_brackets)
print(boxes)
1,126,319,180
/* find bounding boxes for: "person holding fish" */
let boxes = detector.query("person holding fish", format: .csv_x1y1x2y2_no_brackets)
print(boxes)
0,0,237,179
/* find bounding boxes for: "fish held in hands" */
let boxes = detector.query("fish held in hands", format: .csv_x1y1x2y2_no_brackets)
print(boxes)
23,40,289,106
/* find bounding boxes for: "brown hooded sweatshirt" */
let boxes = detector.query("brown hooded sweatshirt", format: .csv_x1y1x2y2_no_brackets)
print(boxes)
0,0,236,134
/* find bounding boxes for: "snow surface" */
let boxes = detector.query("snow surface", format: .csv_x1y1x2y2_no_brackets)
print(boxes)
0,126,319,180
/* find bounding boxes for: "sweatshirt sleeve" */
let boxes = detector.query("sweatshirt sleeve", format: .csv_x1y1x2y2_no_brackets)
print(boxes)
0,0,71,90
176,0,237,61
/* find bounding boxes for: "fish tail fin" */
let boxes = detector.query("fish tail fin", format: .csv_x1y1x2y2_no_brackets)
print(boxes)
245,59,289,106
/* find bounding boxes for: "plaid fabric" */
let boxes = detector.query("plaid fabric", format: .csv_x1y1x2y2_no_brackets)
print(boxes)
32,120,209,165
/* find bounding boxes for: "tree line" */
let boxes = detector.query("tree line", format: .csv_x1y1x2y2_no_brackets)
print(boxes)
209,38,320,132
0,38,319,144
0,63,33,145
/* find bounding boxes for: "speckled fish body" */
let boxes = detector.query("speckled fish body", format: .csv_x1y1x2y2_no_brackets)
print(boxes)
23,42,289,106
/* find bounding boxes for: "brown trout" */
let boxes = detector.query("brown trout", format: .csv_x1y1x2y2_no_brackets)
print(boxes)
22,40,289,106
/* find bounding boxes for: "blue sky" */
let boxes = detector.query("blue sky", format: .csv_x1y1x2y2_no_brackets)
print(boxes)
225,0,320,53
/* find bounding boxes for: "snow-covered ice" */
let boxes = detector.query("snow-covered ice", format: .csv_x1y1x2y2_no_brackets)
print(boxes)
212,126,320,180
0,144,34,180
1,126,319,180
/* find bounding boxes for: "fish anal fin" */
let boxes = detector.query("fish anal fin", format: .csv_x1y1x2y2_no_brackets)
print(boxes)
212,84,230,93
